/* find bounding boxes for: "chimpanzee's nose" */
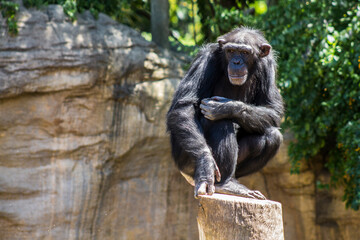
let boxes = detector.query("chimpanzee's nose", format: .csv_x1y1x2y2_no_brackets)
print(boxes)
233,59,241,65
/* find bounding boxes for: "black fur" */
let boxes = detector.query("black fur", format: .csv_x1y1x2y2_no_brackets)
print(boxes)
167,27,284,199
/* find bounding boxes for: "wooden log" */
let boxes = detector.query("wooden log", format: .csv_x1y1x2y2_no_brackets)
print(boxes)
197,193,284,240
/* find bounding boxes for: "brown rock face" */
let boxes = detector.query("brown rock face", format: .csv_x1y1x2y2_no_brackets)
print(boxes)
0,4,197,240
0,4,359,240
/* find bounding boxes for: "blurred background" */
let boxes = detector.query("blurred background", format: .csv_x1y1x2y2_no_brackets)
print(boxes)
0,0,359,239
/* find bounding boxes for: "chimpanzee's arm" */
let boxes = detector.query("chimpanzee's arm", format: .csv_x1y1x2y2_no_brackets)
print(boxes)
167,103,211,163
231,101,282,133
200,94,283,134
167,104,221,197
167,49,212,161
167,46,221,197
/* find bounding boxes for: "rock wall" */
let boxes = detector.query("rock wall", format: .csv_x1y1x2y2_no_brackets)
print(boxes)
0,3,359,240
0,4,197,240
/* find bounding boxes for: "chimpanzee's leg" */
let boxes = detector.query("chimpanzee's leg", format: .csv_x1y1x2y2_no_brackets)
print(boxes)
214,127,282,200
172,119,238,192
203,120,266,200
172,122,280,200
203,120,238,184
235,127,283,178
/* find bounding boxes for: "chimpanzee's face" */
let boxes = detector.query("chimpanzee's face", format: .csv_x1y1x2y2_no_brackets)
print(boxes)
218,38,271,86
223,43,254,85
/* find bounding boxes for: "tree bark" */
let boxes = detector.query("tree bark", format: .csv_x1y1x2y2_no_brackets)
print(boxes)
151,0,169,49
197,193,284,240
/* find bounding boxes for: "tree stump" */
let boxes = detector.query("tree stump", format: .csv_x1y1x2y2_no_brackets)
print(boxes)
197,193,284,240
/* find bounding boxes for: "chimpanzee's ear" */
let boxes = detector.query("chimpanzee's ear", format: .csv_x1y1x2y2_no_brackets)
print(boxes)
217,38,226,47
259,43,271,57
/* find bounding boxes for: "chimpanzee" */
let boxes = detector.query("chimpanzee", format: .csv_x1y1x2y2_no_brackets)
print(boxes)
166,27,284,199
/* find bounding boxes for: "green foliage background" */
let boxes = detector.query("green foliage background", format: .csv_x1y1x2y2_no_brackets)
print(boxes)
1,0,359,210
260,0,360,211
0,0,19,35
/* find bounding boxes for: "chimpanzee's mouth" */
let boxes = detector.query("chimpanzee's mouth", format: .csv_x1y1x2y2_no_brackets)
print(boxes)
229,74,247,85
229,74,246,79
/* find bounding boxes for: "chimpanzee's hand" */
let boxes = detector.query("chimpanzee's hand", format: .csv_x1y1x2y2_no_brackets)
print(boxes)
200,96,234,121
194,155,221,199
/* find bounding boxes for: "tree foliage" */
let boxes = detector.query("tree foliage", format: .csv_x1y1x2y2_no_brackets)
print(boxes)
0,0,19,35
22,0,151,31
261,0,360,210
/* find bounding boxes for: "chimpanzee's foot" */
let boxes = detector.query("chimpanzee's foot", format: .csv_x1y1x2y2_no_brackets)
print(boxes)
215,178,266,200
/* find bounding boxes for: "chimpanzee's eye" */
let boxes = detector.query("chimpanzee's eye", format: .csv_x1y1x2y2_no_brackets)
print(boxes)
226,49,235,54
242,51,249,55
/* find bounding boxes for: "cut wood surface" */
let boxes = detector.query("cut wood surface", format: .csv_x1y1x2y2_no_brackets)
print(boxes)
197,193,284,240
